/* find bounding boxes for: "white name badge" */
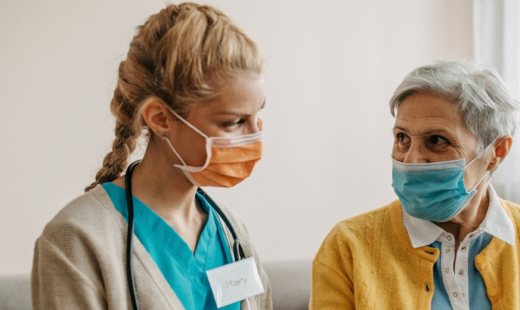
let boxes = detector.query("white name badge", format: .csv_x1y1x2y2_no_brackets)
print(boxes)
206,257,265,308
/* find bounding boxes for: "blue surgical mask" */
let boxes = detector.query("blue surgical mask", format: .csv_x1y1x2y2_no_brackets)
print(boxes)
391,150,491,222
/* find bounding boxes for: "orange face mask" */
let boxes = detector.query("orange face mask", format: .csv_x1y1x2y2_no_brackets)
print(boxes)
162,106,263,188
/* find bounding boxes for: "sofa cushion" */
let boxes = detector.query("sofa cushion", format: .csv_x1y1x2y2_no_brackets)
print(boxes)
0,275,32,310
0,260,311,310
262,260,311,310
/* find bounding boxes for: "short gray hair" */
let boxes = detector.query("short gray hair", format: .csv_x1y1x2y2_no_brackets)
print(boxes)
389,59,520,154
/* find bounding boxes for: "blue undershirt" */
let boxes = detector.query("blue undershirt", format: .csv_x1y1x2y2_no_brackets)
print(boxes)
102,183,240,310
430,233,493,310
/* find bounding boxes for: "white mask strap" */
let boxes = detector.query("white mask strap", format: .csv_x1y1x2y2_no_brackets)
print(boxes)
465,137,499,191
164,105,209,139
465,154,480,168
470,169,490,192
162,135,187,166
465,138,499,168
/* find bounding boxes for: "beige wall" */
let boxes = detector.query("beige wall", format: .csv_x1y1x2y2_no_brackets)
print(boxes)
0,0,473,275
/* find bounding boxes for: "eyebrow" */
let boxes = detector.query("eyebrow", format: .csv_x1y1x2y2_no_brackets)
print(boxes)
218,111,250,116
422,129,450,136
393,126,409,133
217,98,266,116
393,126,451,137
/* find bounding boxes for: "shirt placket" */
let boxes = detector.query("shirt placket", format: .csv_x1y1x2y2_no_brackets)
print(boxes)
439,232,467,310
454,229,482,309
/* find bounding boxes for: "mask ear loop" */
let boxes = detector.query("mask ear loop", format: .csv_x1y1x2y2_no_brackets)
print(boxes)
159,104,210,168
163,105,209,139
161,134,187,166
465,138,499,168
469,169,491,192
465,137,499,190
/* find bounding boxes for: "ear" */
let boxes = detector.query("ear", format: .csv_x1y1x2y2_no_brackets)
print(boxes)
487,135,513,171
141,97,173,137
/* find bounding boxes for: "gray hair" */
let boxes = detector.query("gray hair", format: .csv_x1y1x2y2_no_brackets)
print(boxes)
389,59,520,155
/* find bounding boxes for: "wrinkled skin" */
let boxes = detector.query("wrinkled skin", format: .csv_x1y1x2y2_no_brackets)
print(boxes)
392,91,512,264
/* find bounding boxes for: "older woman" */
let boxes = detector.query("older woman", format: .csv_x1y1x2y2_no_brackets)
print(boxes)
311,60,520,310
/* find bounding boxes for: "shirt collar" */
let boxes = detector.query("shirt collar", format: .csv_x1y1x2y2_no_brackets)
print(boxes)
402,184,516,248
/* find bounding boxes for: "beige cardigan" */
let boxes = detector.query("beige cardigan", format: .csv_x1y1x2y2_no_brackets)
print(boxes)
31,185,272,310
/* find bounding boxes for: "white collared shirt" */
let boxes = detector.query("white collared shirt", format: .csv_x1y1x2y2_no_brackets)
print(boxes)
402,185,515,310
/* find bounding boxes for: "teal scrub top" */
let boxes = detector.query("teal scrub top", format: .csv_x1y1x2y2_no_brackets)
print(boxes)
102,183,240,310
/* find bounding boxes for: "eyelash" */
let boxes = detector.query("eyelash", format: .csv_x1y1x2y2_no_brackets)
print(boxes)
224,119,246,128
395,133,449,146
396,133,407,142
430,135,449,145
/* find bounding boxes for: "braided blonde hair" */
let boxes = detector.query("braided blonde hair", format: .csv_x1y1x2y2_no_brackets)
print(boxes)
85,3,262,191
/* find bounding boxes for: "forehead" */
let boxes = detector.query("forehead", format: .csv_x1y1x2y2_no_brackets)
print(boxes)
207,73,265,112
395,92,467,133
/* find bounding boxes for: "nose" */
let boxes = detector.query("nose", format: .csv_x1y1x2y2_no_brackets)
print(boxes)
403,142,429,164
251,117,262,133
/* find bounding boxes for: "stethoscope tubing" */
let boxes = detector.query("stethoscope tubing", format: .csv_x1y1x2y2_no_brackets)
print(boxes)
125,160,141,310
124,160,246,310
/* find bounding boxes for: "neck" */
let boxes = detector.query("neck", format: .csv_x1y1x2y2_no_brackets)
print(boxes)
127,142,200,222
435,183,490,242
112,138,209,252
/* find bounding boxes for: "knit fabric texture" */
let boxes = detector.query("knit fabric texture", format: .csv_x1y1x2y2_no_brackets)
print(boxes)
31,185,272,310
310,199,520,310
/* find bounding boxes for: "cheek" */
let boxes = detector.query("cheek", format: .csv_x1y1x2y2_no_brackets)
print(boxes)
443,147,466,161
463,163,487,189
425,148,463,164
392,144,406,161
174,126,208,166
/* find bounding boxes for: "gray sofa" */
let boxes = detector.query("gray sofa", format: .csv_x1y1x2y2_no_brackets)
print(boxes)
0,260,311,310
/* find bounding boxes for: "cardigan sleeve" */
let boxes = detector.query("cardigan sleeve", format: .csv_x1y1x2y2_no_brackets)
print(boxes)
31,235,107,310
310,224,355,310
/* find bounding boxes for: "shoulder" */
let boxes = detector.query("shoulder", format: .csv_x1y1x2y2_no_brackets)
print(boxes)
315,200,399,261
327,200,397,243
208,196,252,243
39,185,125,248
205,194,255,255
502,199,520,222
215,202,248,233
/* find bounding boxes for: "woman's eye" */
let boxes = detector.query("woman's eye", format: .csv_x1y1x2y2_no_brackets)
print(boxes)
430,135,448,145
397,133,409,143
224,119,246,128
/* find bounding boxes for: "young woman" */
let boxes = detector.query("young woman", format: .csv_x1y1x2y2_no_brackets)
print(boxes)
31,3,272,310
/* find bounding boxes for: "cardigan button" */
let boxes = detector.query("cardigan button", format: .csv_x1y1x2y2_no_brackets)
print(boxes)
488,288,498,296
477,256,487,266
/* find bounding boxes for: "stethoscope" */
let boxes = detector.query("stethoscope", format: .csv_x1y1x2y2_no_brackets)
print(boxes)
124,160,248,310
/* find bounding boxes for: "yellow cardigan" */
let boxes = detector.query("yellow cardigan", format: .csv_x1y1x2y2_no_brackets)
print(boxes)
310,199,520,310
